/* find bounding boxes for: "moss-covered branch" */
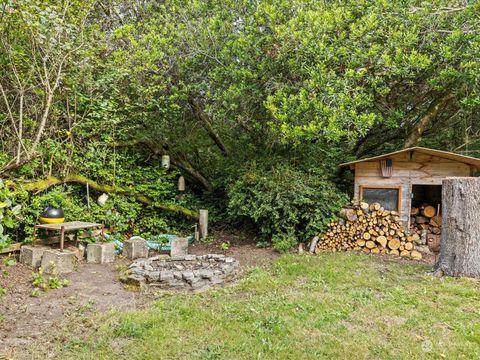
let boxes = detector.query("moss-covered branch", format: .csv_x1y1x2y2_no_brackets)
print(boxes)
20,174,199,220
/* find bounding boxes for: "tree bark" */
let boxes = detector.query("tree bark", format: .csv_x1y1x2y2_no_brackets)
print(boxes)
188,98,228,156
30,59,64,156
403,93,454,148
434,177,480,277
173,157,214,192
18,175,199,220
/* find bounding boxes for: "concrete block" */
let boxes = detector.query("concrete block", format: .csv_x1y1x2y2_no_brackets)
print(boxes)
19,246,49,268
124,237,148,260
170,237,189,257
41,249,76,274
86,242,115,264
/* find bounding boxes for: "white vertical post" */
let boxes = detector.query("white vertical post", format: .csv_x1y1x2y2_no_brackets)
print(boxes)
178,176,185,191
194,224,199,241
199,209,208,239
86,182,90,210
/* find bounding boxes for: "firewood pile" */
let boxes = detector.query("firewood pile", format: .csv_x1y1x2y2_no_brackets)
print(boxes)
315,201,422,260
409,205,441,255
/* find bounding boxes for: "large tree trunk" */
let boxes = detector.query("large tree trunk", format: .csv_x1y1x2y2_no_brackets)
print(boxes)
403,93,454,148
434,177,480,277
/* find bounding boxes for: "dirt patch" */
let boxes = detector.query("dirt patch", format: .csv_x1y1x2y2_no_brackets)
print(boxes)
189,230,279,268
0,232,278,358
0,257,146,357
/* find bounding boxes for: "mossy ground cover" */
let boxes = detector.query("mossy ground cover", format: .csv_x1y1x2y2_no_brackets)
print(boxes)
43,253,480,359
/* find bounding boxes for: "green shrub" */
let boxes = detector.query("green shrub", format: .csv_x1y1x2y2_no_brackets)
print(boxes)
271,233,297,253
0,179,23,250
227,163,347,249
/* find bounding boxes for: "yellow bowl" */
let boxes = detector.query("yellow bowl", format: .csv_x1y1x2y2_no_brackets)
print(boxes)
39,217,65,224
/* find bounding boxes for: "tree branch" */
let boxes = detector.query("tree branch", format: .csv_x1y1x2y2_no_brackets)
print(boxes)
188,98,228,156
403,93,455,148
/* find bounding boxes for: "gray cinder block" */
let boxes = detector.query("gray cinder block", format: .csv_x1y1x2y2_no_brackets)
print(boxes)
86,242,115,264
41,249,76,274
124,237,148,260
19,246,49,268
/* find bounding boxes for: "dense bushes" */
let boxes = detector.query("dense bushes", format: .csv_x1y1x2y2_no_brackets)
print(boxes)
17,184,195,243
0,180,23,251
1,1,479,255
227,164,347,251
0,149,200,246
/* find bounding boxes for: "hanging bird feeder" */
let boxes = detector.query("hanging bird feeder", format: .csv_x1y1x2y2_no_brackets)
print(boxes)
178,176,185,191
161,155,170,169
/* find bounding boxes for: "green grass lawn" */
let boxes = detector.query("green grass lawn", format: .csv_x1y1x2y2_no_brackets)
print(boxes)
46,253,480,359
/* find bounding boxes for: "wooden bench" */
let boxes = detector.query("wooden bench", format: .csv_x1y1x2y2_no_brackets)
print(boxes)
34,221,104,251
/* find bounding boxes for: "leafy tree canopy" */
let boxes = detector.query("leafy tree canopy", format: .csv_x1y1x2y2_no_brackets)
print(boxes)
0,0,478,245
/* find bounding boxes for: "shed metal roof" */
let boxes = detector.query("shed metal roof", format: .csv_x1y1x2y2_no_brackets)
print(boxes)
341,147,480,169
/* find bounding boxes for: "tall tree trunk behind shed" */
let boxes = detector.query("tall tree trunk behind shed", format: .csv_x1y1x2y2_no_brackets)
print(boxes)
403,93,454,148
434,177,480,277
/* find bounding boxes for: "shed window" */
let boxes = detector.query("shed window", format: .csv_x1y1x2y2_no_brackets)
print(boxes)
360,186,401,212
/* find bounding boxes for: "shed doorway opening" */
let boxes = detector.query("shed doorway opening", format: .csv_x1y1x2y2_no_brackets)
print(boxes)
410,184,442,257
411,185,442,211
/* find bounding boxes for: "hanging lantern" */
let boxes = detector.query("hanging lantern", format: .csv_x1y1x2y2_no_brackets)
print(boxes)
161,155,170,169
178,176,185,192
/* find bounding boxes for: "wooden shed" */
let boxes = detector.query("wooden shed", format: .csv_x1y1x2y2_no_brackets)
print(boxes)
341,147,480,224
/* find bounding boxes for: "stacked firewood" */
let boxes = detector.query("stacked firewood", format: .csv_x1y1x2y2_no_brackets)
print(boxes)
315,201,422,260
409,205,441,254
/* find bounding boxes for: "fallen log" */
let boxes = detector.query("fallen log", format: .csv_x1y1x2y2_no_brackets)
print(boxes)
415,216,429,224
427,235,441,253
365,240,375,249
377,235,387,248
409,204,442,256
388,238,401,250
17,175,199,220
430,215,442,227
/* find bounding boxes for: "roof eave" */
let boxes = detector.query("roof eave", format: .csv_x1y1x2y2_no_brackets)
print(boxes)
340,147,480,168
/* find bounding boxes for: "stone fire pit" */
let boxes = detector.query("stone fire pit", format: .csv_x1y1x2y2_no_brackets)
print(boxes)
122,254,239,291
